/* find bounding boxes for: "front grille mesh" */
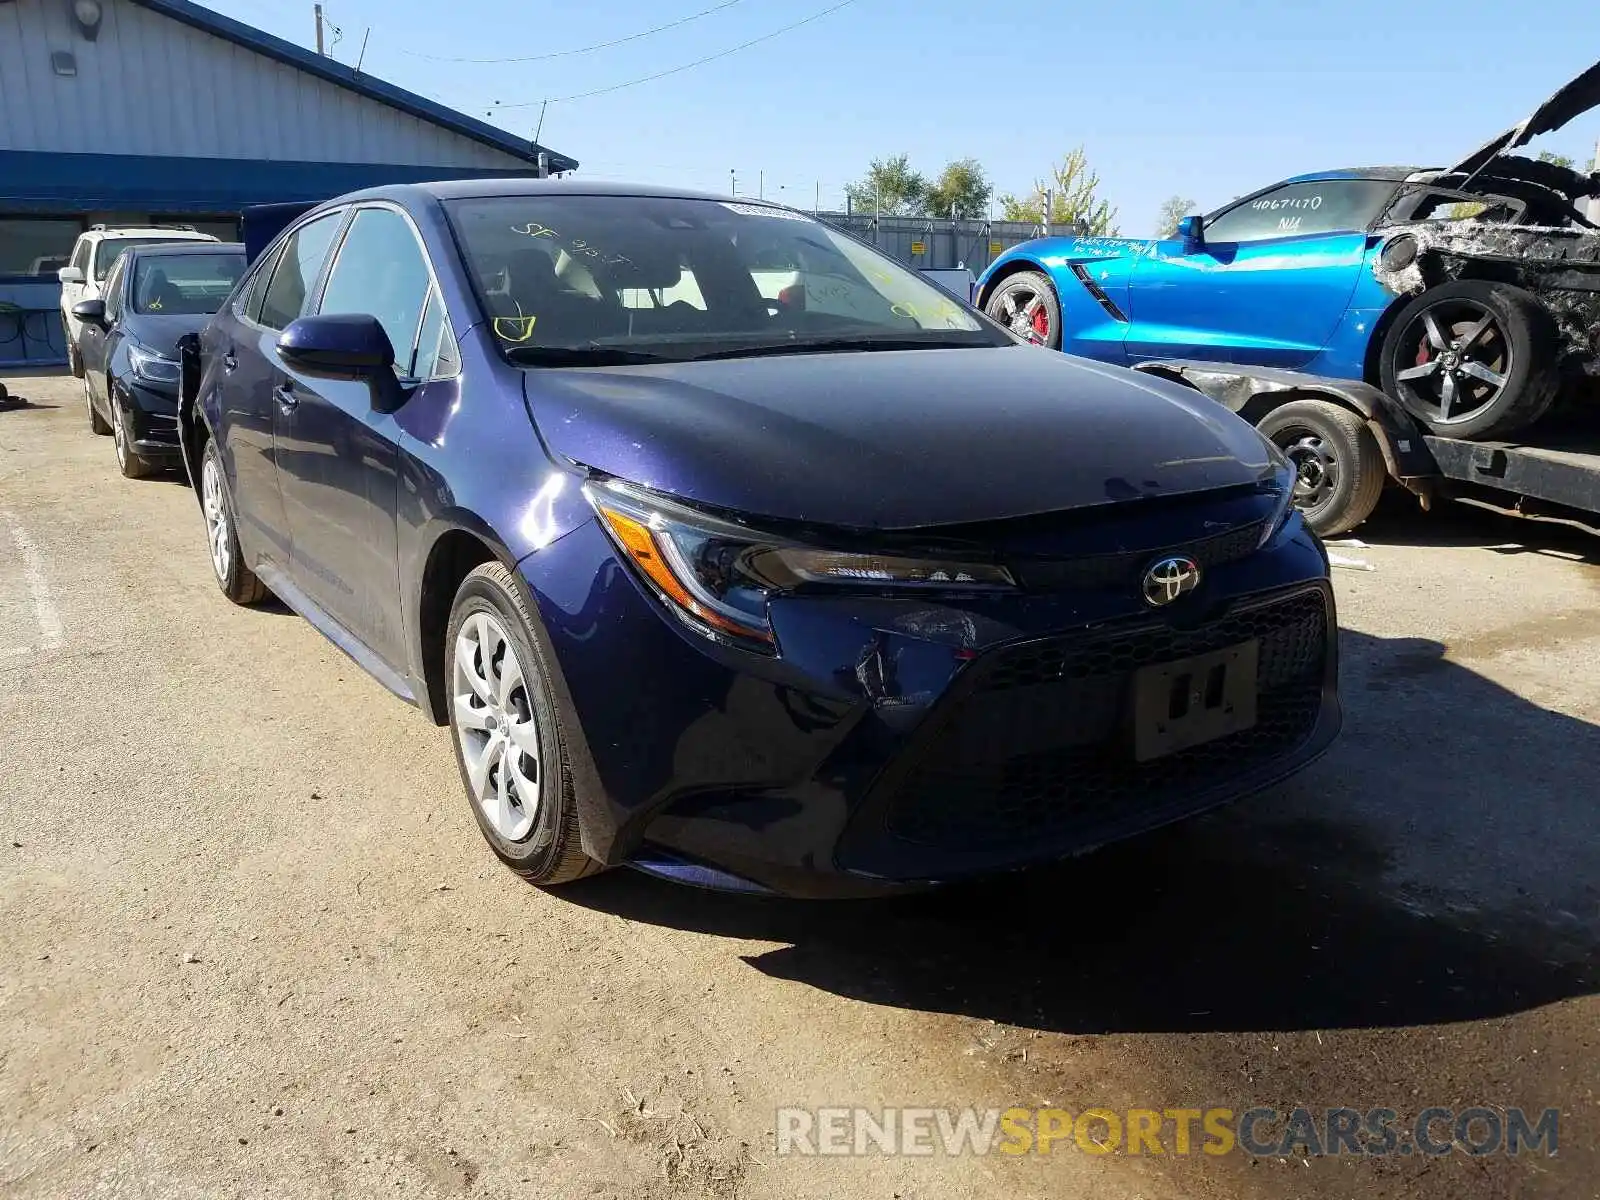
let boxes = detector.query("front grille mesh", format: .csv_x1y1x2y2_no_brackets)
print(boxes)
1010,521,1265,593
881,588,1328,849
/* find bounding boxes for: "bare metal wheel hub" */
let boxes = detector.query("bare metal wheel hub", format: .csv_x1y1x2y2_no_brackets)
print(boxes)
201,455,231,582
453,612,542,843
112,406,126,466
1277,429,1338,510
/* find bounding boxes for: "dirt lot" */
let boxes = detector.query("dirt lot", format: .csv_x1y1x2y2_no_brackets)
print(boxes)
2,369,1597,1200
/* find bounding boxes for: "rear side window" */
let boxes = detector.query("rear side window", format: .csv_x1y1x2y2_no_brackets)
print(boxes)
258,212,344,332
103,257,128,320
316,207,433,376
70,238,92,273
1203,180,1396,243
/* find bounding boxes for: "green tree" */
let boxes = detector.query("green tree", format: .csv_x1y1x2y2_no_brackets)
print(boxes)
844,154,929,216
1536,150,1577,170
1156,194,1197,238
925,158,993,219
997,147,1119,235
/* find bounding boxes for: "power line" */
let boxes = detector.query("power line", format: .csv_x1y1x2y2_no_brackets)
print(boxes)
494,0,857,109
399,0,749,64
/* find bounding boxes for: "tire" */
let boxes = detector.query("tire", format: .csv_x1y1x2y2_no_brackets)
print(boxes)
984,270,1063,349
85,374,111,435
199,438,268,605
445,561,603,887
112,392,157,479
1257,399,1386,538
1379,279,1560,440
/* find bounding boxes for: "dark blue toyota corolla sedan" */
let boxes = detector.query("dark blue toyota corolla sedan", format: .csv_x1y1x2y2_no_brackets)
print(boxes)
178,180,1340,898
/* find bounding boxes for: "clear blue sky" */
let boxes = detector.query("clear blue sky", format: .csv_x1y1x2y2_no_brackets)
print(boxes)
208,0,1600,234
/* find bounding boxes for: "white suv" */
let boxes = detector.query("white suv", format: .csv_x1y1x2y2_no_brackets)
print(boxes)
59,225,219,377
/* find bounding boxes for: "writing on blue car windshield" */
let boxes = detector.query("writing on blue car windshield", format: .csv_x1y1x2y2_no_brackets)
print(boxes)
132,252,245,316
444,195,1009,363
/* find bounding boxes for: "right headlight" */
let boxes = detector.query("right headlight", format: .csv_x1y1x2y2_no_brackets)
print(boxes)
128,342,181,384
586,481,1016,653
1257,458,1299,549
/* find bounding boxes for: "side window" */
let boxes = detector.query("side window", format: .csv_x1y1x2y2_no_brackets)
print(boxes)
70,238,92,273
316,207,432,376
258,212,344,332
233,246,280,321
103,258,127,320
1203,180,1397,244
411,286,459,380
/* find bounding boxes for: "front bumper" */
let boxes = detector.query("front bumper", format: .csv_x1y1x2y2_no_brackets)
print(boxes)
114,376,182,460
521,517,1341,898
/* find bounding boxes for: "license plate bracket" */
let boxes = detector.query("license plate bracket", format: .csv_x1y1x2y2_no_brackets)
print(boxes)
1131,640,1259,761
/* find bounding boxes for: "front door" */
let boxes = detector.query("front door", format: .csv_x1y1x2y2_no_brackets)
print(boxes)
273,205,437,671
1123,179,1397,368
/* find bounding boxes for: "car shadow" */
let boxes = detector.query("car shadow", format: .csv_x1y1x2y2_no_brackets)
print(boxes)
1354,492,1600,565
557,627,1600,1035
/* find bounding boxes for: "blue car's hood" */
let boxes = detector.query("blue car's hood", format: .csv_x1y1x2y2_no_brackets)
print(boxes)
524,346,1276,530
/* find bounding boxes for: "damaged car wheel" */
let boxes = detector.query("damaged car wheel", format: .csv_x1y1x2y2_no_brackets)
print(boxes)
1380,280,1560,439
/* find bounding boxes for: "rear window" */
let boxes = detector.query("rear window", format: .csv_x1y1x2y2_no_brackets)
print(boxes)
93,237,202,281
131,252,246,315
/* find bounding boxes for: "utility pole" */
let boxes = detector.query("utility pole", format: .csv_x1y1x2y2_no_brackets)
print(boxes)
729,169,737,196
1042,187,1054,237
1591,134,1600,225
814,180,820,214
758,170,764,200
314,3,325,55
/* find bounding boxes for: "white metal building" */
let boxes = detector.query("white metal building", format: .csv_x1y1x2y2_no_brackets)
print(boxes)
0,0,575,365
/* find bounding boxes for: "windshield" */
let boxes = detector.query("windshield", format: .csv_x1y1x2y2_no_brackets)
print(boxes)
131,252,246,315
93,237,201,281
444,195,1008,363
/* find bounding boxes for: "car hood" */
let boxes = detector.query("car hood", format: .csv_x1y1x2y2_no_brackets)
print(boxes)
1448,56,1600,175
523,346,1277,530
120,313,214,358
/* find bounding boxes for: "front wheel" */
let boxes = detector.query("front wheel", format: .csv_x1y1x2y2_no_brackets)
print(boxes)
983,271,1062,349
1257,399,1386,537
112,394,157,479
445,562,603,887
1379,280,1560,439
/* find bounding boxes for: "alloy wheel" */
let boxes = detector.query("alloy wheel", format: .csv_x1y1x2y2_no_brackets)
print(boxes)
200,456,232,582
997,285,1051,345
452,611,542,843
112,404,127,468
1392,300,1511,426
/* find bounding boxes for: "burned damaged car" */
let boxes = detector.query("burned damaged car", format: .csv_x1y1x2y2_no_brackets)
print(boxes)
976,59,1600,444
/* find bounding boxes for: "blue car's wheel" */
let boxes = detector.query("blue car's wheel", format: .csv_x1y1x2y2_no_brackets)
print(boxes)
984,271,1061,349
1380,280,1560,440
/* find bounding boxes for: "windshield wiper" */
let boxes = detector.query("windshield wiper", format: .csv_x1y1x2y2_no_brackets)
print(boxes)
502,344,677,367
686,335,988,362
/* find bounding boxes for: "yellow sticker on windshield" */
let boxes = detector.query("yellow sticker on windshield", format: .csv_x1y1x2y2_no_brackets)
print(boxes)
891,302,918,320
148,298,163,311
493,314,538,342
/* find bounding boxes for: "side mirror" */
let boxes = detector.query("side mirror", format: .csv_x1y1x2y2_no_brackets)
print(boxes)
71,298,107,325
1176,215,1205,253
58,266,85,285
277,314,406,413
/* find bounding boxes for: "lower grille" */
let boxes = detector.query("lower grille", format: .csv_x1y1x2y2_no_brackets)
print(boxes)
881,588,1329,849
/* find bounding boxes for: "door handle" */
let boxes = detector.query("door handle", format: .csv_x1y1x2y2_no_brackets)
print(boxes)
274,384,299,412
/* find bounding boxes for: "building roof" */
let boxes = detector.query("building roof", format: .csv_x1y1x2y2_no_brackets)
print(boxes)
126,0,577,173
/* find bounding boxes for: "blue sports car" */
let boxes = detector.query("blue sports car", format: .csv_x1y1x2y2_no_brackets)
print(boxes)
177,179,1338,898
977,59,1600,527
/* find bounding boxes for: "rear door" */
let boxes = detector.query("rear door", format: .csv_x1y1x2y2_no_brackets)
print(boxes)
60,237,92,342
217,210,348,572
1123,179,1396,367
273,204,441,668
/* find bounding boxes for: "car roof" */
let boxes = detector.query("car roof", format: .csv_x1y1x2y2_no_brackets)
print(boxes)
126,241,245,257
313,178,754,209
84,227,217,239
1279,166,1423,184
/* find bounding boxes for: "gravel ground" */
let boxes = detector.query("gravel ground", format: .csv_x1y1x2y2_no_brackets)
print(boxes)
2,370,1597,1199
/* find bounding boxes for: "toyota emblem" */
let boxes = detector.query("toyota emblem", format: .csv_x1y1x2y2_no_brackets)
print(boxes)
1142,556,1201,606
